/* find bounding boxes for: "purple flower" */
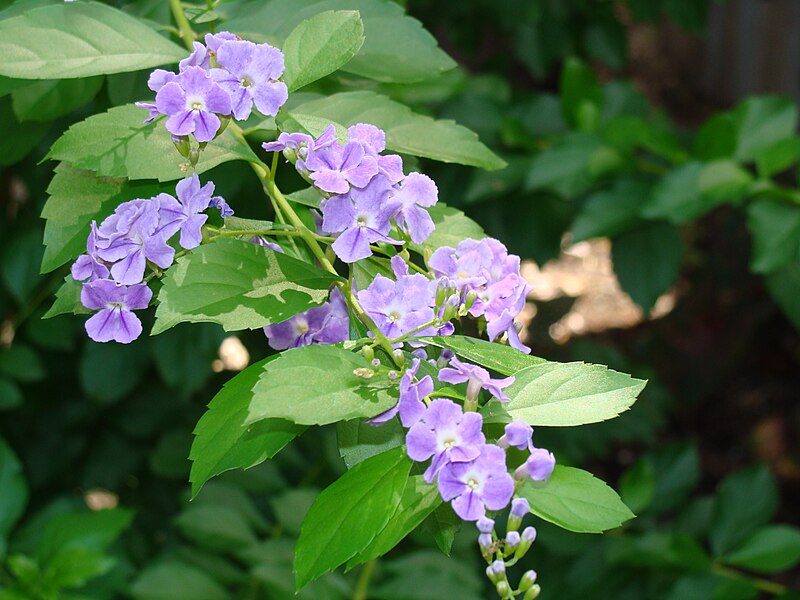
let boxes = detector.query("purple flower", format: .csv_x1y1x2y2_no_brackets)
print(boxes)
322,179,402,263
438,356,515,403
155,66,232,142
263,126,337,173
135,69,179,123
212,39,288,120
96,199,174,285
368,358,432,426
510,497,530,518
521,448,556,481
180,32,239,71
263,288,349,350
210,195,234,218
156,174,222,249
251,236,283,253
71,222,109,282
437,444,515,521
405,398,485,483
306,142,379,195
81,279,152,344
357,257,437,340
391,172,438,243
498,420,533,451
347,123,404,184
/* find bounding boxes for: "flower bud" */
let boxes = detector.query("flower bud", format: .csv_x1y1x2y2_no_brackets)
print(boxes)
478,533,493,549
361,346,375,363
519,570,538,592
464,289,478,311
370,358,380,367
507,497,530,531
435,283,448,308
495,581,511,598
505,530,520,550
387,370,398,380
216,115,230,137
486,560,505,583
172,135,190,157
515,526,537,558
189,147,201,167
392,349,405,367
476,516,495,534
523,584,541,600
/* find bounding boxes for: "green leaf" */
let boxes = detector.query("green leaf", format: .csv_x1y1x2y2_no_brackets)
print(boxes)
409,203,485,253
0,344,45,383
504,362,646,426
710,464,778,556
0,379,22,411
725,525,800,573
644,443,701,515
45,547,115,589
747,201,800,274
416,335,546,376
131,561,230,600
755,136,800,178
0,437,27,537
424,503,458,556
693,113,737,161
696,160,753,203
283,11,364,91
560,57,602,130
189,357,305,497
294,447,410,589
642,162,719,223
348,476,441,567
0,2,186,79
247,345,398,426
277,91,505,170
372,550,483,600
43,276,89,319
732,96,798,162
520,466,634,533
2,230,44,303
612,221,683,312
41,164,170,273
571,179,647,242
225,0,455,84
175,505,257,552
37,508,134,562
764,261,800,330
12,77,103,122
0,97,49,165
47,105,258,182
336,418,403,469
153,239,341,334
619,460,655,515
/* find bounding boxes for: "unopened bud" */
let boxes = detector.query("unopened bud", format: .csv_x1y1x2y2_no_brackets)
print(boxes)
523,584,541,600
392,349,405,366
387,370,398,380
370,358,381,368
476,517,494,534
435,283,448,307
189,147,201,167
495,581,511,597
478,533,493,549
361,346,375,363
172,136,190,157
486,560,505,583
505,531,520,550
464,289,478,311
515,526,537,558
508,497,530,531
441,298,458,322
216,115,230,137
519,570,538,592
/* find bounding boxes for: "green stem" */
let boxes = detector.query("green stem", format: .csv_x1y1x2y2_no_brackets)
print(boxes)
213,228,305,238
711,563,787,596
168,0,196,51
353,560,376,600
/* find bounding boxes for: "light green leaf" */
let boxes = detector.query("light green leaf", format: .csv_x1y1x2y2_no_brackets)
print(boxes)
12,77,103,122
747,201,800,274
247,345,398,426
43,276,90,319
153,239,341,334
224,0,455,84
283,11,364,91
131,561,230,600
47,105,258,182
348,476,441,568
189,357,305,497
294,447,410,589
520,465,634,533
0,437,27,537
504,361,646,426
277,91,505,170
416,335,546,376
0,1,186,79
725,525,800,573
733,96,798,162
612,221,683,312
41,164,170,273
336,418,403,469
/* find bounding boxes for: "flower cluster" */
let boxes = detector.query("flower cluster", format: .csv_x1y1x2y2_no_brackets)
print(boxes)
137,32,288,142
263,287,349,350
71,174,228,343
264,124,438,263
431,238,533,353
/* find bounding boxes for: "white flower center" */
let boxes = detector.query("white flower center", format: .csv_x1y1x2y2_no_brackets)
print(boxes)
240,75,253,88
467,477,479,490
442,436,456,449
388,310,401,323
356,215,369,227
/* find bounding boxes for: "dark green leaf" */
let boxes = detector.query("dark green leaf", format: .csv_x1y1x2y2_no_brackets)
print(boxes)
0,379,22,410
725,525,800,573
747,201,800,274
0,97,49,165
47,105,258,182
424,503,458,556
294,447,410,589
520,465,634,533
277,91,505,170
764,261,800,329
153,239,341,334
80,341,149,404
0,2,186,79
733,96,798,162
11,77,103,122
0,344,45,383
612,221,683,312
619,460,655,515
1,230,44,303
175,505,257,552
131,561,230,600
189,357,305,497
36,508,134,562
43,276,90,319
504,361,646,426
416,335,546,376
693,113,737,161
247,345,398,426
0,437,27,537
571,179,648,241
283,11,364,91
336,418,403,469
560,57,602,130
